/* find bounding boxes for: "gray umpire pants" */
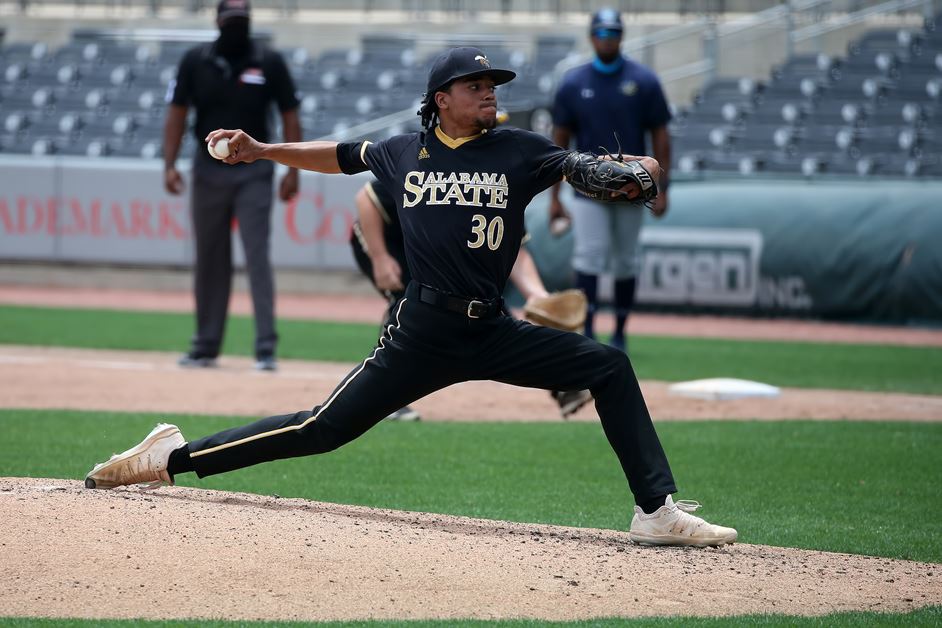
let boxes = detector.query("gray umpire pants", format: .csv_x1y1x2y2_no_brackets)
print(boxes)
189,155,277,359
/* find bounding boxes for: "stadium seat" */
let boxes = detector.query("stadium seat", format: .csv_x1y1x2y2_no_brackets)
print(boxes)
892,74,939,101
671,121,729,150
1,85,48,111
696,77,763,104
1,42,49,64
29,135,69,156
866,101,912,127
691,152,743,173
156,42,190,66
688,99,752,124
3,110,37,133
56,111,88,135
109,88,163,116
132,64,177,90
733,123,798,155
773,53,840,83
674,152,706,174
850,29,922,61
808,100,865,126
792,124,852,156
53,42,103,66
857,127,908,157
1,61,32,87
906,51,942,72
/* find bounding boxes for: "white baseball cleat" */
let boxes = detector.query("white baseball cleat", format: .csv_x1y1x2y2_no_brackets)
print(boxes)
629,495,738,547
384,406,421,421
84,423,185,490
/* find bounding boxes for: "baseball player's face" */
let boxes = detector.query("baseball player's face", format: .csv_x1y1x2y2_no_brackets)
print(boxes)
591,32,622,63
439,77,499,132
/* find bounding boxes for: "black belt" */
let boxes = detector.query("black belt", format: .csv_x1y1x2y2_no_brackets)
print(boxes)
417,284,503,319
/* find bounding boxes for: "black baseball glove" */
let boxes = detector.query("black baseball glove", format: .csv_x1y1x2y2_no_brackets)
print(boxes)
562,152,659,205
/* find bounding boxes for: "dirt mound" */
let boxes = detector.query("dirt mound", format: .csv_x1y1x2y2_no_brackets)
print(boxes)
1,477,938,621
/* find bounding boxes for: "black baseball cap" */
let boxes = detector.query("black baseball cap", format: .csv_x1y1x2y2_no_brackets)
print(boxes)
217,0,250,22
590,8,623,34
423,47,516,102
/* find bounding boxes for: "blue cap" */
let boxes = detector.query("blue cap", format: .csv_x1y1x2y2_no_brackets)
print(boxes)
590,8,623,35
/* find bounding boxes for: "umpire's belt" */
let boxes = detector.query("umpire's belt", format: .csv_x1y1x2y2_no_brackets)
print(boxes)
416,284,503,319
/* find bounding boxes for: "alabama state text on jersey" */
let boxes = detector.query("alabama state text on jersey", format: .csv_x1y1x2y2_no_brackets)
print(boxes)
402,171,509,209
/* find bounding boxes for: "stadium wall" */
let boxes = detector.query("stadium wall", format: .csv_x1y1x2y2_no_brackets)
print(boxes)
1,156,940,323
524,180,942,324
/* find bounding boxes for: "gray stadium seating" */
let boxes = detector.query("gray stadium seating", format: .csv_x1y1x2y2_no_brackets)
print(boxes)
3,22,936,177
674,19,942,178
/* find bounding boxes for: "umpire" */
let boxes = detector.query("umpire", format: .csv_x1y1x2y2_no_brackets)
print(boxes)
163,0,301,371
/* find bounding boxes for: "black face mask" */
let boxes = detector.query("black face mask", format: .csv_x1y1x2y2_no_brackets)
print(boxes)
217,18,250,60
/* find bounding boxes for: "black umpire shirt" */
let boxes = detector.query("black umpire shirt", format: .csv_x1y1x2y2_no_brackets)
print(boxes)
169,41,299,146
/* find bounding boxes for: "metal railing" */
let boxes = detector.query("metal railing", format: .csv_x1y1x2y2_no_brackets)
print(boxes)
0,0,788,17
554,0,936,102
791,0,935,42
322,107,418,142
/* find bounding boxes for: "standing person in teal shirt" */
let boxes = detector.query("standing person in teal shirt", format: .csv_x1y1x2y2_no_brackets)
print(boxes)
550,7,672,351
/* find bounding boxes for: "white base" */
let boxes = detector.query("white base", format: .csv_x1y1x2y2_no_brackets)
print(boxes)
668,378,781,401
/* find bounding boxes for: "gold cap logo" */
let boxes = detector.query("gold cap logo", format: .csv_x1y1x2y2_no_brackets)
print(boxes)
474,55,490,69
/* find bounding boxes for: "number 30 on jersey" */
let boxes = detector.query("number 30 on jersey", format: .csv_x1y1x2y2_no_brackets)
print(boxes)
467,214,504,251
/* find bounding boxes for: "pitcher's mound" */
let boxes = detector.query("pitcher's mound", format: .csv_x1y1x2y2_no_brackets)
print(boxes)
1,477,937,622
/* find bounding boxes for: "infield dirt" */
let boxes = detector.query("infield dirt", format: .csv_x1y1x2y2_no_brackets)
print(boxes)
1,345,941,422
1,477,939,622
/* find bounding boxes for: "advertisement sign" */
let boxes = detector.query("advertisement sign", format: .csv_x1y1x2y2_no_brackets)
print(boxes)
0,156,366,270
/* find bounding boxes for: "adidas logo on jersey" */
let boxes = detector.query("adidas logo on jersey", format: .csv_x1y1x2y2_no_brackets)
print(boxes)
403,171,509,209
418,147,430,160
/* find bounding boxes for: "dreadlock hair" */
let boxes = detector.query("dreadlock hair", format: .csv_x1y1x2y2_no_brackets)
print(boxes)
417,96,439,146
418,97,440,132
417,82,451,145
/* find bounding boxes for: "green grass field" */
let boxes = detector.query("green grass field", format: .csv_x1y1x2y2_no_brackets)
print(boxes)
2,606,940,627
2,410,940,563
1,305,940,393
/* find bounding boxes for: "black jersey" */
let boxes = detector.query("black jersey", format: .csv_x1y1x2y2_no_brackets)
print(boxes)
339,126,568,300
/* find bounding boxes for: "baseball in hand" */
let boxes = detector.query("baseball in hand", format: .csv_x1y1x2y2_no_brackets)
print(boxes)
207,138,230,160
550,216,571,237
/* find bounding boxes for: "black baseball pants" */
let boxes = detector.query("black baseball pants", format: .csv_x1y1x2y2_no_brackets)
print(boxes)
185,282,677,503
